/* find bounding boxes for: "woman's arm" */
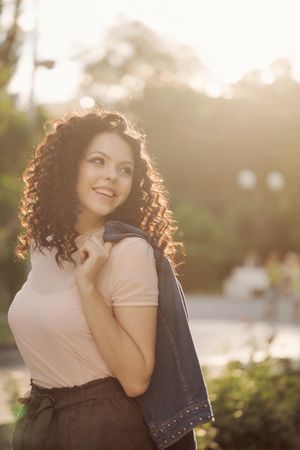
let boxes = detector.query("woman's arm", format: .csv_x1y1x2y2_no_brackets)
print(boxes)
78,281,158,397
75,236,158,397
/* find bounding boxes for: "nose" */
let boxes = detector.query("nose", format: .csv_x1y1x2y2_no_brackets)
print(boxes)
104,165,118,180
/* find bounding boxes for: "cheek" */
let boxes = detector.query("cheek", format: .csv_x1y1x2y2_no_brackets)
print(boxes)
118,179,133,204
75,177,85,197
76,166,94,191
124,178,133,196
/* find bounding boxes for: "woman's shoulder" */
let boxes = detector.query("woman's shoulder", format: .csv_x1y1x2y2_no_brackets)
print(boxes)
112,236,152,252
110,236,155,263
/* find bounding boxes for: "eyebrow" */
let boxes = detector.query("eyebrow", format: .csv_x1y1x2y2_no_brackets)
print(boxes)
88,150,134,166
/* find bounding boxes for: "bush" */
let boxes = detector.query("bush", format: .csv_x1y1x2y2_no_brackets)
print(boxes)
196,357,300,450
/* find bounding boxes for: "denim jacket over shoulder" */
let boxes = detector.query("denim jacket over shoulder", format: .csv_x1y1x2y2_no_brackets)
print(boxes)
103,220,214,449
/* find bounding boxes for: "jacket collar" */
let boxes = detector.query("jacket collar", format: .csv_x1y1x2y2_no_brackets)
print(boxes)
103,220,150,244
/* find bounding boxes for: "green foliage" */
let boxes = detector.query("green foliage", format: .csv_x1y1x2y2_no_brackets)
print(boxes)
0,316,15,345
197,357,300,450
0,0,50,313
0,93,34,310
174,201,236,259
173,201,237,290
0,94,33,175
128,78,300,288
0,0,23,89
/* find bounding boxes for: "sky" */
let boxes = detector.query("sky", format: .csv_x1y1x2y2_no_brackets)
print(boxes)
8,0,300,105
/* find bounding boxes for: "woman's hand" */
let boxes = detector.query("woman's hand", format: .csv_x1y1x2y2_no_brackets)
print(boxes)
75,236,114,290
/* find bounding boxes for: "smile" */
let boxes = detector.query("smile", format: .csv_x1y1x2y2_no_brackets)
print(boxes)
92,189,115,200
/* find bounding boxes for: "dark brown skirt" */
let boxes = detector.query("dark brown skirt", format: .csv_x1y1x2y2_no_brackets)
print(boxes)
11,376,157,450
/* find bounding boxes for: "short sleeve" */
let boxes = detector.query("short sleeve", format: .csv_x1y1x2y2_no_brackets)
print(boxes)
110,237,159,307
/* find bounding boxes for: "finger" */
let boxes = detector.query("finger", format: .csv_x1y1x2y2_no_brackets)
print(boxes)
84,240,113,259
88,237,113,255
86,237,106,253
104,241,114,253
79,249,89,264
83,240,104,255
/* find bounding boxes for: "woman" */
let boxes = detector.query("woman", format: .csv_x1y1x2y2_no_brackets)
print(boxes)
8,108,185,450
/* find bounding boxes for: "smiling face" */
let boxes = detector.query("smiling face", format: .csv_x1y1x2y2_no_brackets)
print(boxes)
75,132,135,235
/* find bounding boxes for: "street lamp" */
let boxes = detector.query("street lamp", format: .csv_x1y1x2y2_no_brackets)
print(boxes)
18,0,54,121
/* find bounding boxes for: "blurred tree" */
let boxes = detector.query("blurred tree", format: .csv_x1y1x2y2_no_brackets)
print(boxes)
128,71,300,289
0,0,22,89
0,96,34,310
80,18,207,103
0,0,43,308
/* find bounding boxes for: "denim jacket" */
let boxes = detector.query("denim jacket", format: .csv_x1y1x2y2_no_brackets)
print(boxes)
103,220,214,449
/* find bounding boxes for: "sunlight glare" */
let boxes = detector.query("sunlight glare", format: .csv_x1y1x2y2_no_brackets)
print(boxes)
261,70,275,85
79,96,95,108
222,86,234,99
205,82,222,98
17,12,36,32
34,61,81,103
9,0,300,103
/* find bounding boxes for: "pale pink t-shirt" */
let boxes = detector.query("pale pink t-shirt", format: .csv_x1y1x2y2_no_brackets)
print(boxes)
7,226,159,388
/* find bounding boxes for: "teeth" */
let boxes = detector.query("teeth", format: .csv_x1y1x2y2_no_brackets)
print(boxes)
94,188,114,197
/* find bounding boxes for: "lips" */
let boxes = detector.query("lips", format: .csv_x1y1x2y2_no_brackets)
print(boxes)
93,187,116,198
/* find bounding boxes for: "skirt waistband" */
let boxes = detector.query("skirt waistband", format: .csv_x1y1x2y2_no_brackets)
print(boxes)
12,377,125,450
30,376,124,407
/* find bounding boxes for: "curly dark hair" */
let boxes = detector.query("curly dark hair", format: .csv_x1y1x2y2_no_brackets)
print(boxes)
15,108,185,274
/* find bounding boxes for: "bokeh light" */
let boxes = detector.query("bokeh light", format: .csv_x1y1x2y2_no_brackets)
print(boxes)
79,96,95,108
266,171,285,191
237,169,257,190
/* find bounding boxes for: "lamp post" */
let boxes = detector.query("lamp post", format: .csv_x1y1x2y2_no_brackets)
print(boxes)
19,0,55,122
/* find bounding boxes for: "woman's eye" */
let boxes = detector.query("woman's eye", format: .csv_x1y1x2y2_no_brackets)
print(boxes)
92,157,105,164
89,158,132,175
122,167,133,175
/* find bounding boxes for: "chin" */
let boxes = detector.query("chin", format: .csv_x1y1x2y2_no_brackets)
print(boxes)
95,203,121,215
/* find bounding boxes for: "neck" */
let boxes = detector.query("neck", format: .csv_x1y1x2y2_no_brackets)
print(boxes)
75,217,105,236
